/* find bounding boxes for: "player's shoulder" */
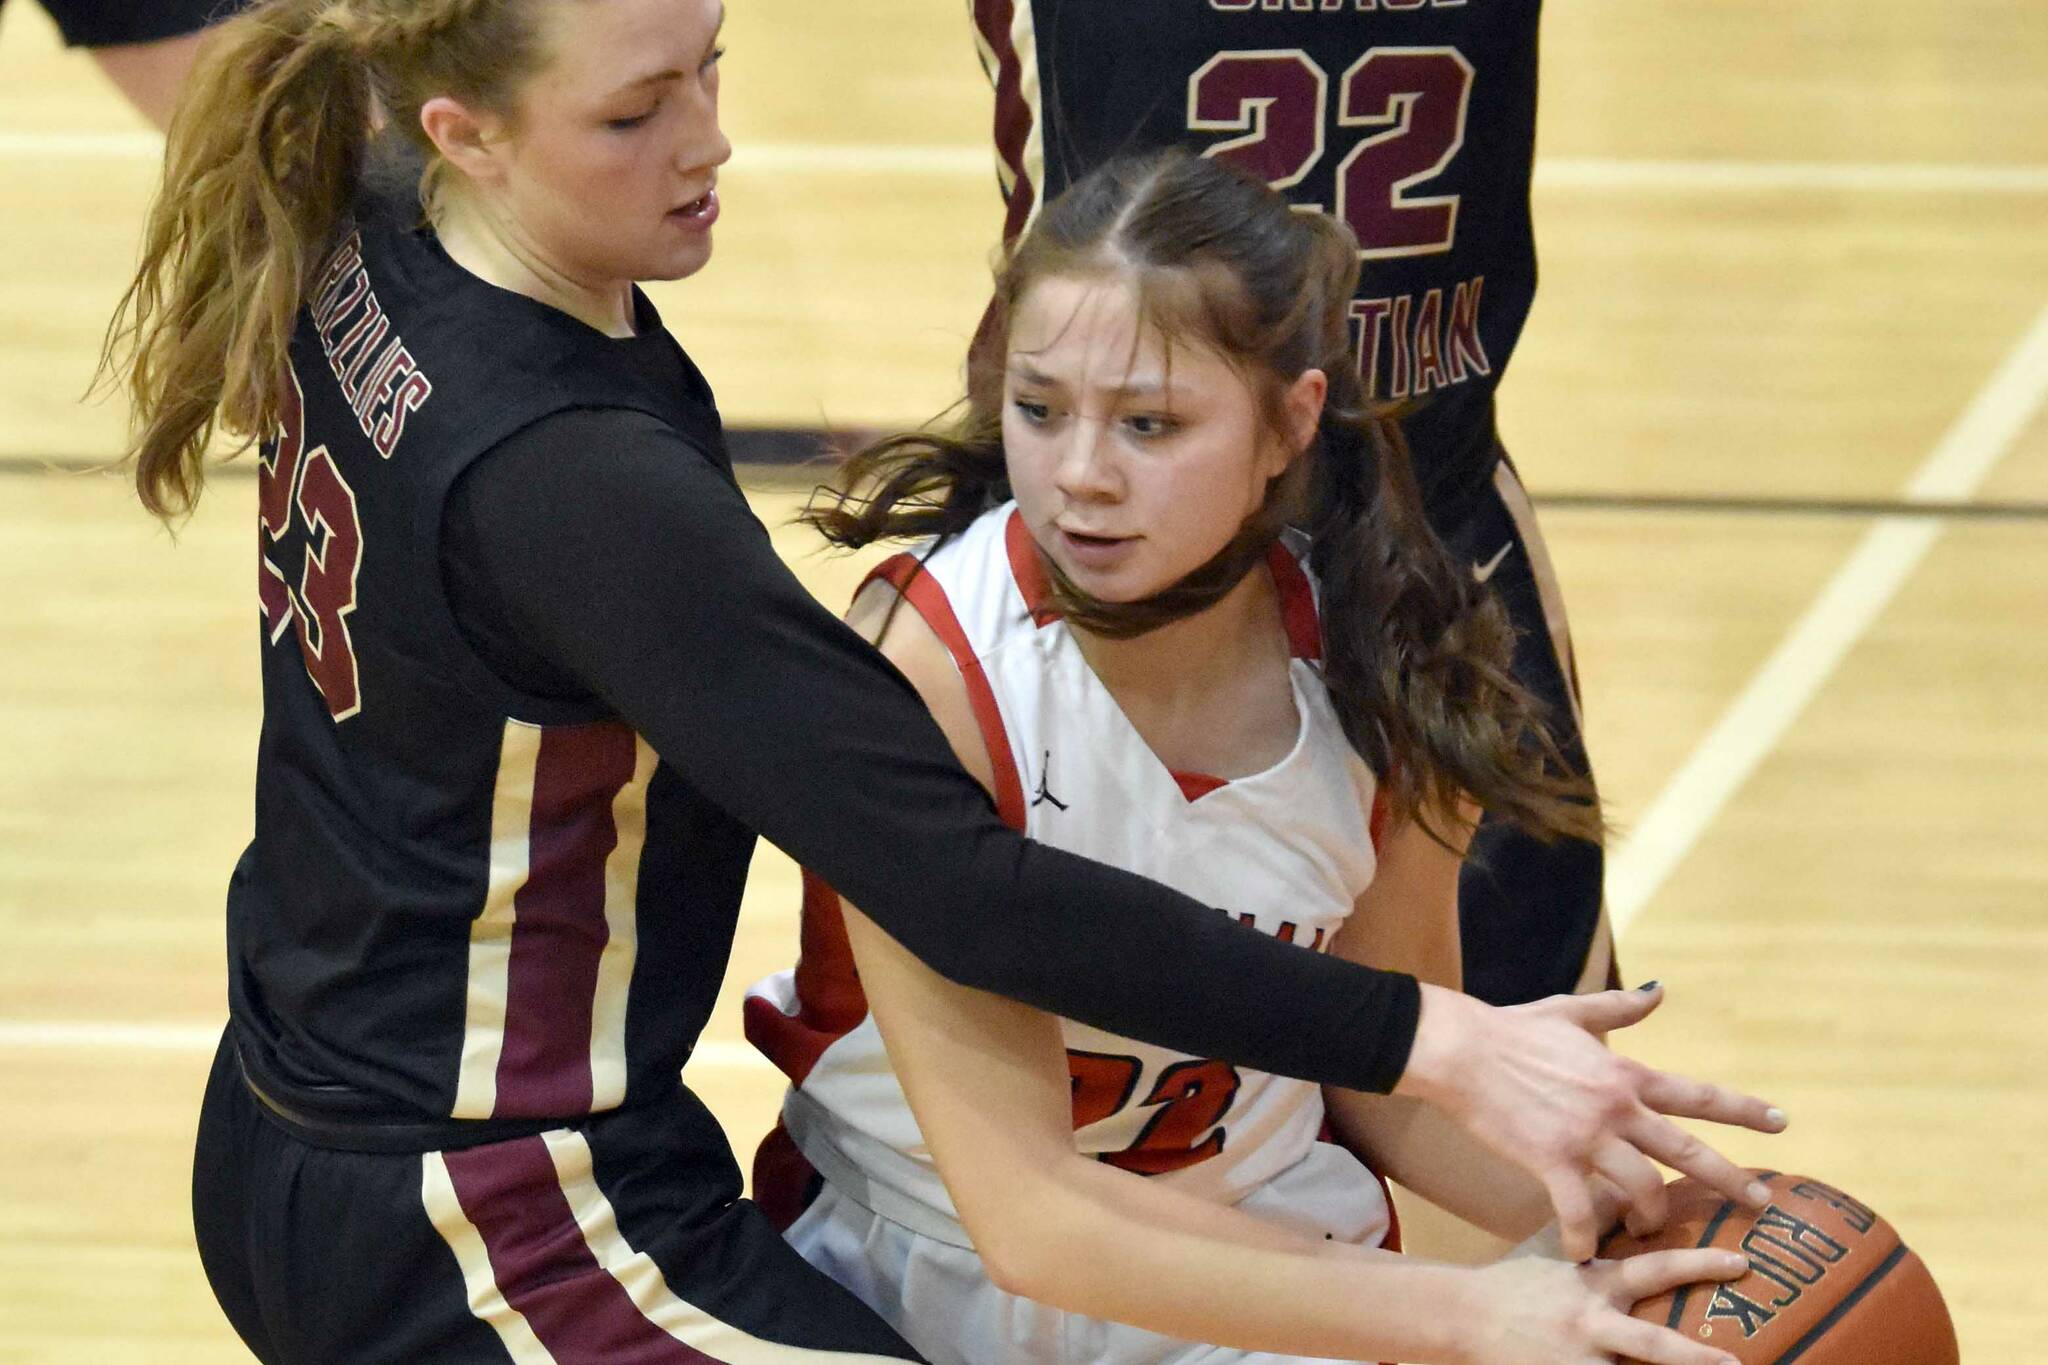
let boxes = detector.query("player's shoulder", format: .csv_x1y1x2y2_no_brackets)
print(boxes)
846,506,1018,646
848,568,1000,797
848,570,960,711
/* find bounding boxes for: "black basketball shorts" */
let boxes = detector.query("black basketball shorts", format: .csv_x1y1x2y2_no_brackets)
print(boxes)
192,1031,923,1364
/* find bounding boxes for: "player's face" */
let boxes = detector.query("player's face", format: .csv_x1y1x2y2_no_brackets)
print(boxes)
497,0,731,286
1003,274,1303,604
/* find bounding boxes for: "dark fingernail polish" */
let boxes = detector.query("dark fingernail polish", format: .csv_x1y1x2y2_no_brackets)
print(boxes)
1637,979,1661,992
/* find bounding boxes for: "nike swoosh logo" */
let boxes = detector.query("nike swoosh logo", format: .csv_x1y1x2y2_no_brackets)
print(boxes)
1472,542,1514,584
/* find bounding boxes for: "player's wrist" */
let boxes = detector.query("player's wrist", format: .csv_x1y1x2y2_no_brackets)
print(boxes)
1415,1263,1497,1365
1328,1255,1489,1364
1390,981,1478,1110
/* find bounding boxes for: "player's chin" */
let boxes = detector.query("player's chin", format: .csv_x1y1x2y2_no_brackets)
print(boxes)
637,234,716,284
1053,558,1169,606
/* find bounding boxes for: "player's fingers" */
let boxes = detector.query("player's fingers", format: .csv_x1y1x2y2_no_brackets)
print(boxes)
1544,1165,1599,1263
1556,982,1662,1037
1627,1112,1773,1209
1597,1311,1741,1365
1639,1068,1789,1134
1591,1136,1669,1237
1612,1248,1751,1304
1589,1172,1633,1246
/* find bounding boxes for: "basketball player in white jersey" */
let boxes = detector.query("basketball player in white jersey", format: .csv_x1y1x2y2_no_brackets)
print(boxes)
748,151,1756,1365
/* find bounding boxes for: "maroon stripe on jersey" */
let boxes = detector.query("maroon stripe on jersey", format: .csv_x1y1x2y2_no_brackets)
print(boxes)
1003,509,1060,627
867,553,1028,829
1171,770,1230,804
743,867,867,1090
974,0,1039,243
1265,542,1323,662
793,868,867,1034
1368,788,1391,854
495,720,638,1117
442,1138,723,1363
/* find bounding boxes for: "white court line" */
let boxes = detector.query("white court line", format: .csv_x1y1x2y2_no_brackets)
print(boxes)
0,1021,223,1052
3,131,2047,193
0,1019,771,1070
1534,158,2048,195
1605,301,2048,934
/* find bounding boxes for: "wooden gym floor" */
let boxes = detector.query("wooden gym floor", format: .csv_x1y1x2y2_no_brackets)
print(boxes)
2,1,2044,1360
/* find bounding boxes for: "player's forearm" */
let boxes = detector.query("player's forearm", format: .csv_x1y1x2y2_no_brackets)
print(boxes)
1325,1089,1550,1241
920,838,1422,1089
90,31,210,130
969,1157,1486,1364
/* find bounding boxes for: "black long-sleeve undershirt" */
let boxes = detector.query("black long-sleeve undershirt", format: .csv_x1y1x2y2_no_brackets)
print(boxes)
443,409,1421,1093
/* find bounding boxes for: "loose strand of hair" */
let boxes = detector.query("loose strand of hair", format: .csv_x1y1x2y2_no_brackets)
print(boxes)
801,409,1009,552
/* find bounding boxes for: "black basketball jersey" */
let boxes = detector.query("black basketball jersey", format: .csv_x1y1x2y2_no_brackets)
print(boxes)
974,0,1541,511
232,183,744,1132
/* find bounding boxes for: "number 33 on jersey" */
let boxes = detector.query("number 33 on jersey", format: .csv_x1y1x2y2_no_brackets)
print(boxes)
256,230,436,723
259,367,369,721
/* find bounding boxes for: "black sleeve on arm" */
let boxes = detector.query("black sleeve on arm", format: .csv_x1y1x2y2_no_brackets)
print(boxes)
445,412,1422,1093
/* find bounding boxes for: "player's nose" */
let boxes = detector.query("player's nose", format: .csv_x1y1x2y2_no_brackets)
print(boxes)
1053,421,1120,500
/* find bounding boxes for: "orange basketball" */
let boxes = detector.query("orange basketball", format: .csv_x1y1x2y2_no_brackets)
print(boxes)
1596,1170,1957,1363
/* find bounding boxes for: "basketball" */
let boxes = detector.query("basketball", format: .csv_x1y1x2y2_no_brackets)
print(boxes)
1598,1170,1957,1363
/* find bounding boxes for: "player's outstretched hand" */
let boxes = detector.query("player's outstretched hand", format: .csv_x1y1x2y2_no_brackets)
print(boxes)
1396,981,1788,1262
1466,1249,1750,1365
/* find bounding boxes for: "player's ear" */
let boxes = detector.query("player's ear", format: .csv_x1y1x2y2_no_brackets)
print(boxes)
1278,367,1327,468
419,96,508,187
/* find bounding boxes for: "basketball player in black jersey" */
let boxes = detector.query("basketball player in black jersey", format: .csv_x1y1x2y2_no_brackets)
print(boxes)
0,0,235,127
973,1,1614,1010
101,0,1780,1358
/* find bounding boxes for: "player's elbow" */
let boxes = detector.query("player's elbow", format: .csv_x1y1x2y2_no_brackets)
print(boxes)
970,1215,1070,1303
955,1167,1083,1303
971,1226,1044,1300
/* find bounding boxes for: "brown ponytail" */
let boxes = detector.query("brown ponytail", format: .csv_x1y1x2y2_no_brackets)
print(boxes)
100,0,557,520
808,150,1601,846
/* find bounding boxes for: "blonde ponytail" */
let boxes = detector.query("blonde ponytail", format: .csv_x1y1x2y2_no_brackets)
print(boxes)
104,0,370,518
101,0,557,520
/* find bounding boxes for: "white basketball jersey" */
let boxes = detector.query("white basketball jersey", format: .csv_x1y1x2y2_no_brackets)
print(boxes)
747,503,1391,1250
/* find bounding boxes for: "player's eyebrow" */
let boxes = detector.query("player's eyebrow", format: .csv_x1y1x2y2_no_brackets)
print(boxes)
1008,362,1185,398
610,67,683,94
1007,361,1060,388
